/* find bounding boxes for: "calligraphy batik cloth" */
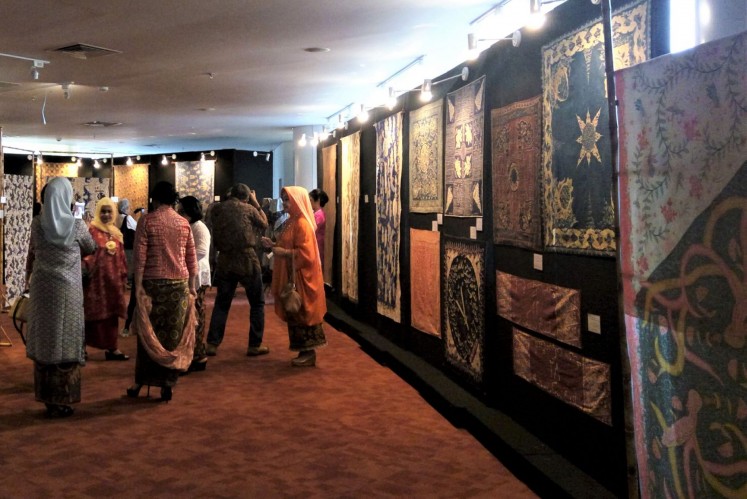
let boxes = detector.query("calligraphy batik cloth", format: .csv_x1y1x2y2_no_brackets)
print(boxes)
375,113,403,322
492,96,542,249
341,132,360,303
46,177,111,218
410,229,440,337
496,271,581,348
113,163,149,213
409,100,443,213
35,163,78,201
3,175,33,305
322,144,337,284
445,76,485,217
443,237,484,381
175,160,214,209
513,329,611,425
617,31,747,498
541,0,649,255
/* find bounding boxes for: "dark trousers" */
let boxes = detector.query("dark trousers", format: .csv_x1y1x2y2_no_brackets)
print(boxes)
207,268,265,348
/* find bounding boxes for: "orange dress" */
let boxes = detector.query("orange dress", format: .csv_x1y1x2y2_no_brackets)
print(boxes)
271,216,326,326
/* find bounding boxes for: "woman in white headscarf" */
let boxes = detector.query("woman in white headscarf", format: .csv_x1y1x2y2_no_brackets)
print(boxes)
25,177,96,418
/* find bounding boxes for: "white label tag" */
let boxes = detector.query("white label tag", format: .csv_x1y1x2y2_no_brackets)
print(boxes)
588,314,601,334
533,253,543,271
476,218,483,231
469,226,477,239
437,214,443,225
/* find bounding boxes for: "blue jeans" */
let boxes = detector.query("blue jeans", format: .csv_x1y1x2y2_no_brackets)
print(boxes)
207,268,265,348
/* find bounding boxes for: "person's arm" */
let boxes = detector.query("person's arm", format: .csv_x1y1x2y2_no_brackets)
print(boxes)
184,225,198,295
25,221,36,290
76,220,96,255
133,217,148,298
247,191,268,230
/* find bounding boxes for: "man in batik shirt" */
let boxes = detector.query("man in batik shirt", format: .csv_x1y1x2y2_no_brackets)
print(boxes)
206,183,269,357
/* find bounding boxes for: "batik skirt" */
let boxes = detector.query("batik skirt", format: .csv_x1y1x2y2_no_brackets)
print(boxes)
134,279,189,388
34,362,81,405
288,323,327,352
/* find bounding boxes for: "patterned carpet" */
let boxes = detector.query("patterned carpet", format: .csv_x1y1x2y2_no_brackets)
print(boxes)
0,290,535,498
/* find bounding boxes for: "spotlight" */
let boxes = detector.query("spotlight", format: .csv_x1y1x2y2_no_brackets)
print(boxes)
30,67,39,80
201,152,206,161
93,159,100,169
61,82,72,100
420,79,433,102
209,150,215,156
253,151,258,157
357,104,368,123
71,156,77,162
298,133,307,147
266,153,271,162
136,155,141,160
171,154,176,160
126,157,133,166
161,155,168,166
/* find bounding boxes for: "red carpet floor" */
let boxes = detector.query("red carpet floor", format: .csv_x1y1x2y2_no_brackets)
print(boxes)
0,290,535,498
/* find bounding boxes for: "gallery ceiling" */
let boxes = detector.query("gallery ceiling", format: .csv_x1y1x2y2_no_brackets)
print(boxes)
0,0,541,158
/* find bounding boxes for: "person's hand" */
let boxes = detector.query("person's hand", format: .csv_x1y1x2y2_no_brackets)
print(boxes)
261,236,274,248
189,287,197,296
248,190,259,207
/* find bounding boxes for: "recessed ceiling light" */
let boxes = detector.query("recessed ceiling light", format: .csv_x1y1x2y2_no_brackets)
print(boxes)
198,107,216,111
304,47,330,53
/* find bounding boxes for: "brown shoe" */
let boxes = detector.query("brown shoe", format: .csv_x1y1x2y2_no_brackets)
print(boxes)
291,350,316,367
246,345,270,356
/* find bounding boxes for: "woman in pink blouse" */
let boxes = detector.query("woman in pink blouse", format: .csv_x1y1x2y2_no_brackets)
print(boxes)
126,181,197,402
309,189,329,271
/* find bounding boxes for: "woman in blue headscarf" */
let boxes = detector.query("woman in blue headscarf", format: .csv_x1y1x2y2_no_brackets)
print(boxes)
25,177,96,418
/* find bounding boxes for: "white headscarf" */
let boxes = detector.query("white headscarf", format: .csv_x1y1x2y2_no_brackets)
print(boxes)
40,177,77,247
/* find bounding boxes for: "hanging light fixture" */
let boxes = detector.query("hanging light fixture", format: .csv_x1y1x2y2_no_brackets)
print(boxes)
420,79,433,102
93,159,101,169
298,133,307,147
265,152,271,162
357,104,369,123
161,155,168,166
126,156,133,166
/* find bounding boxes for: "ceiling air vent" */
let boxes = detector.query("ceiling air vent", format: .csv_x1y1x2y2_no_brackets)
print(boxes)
52,43,121,60
83,120,122,127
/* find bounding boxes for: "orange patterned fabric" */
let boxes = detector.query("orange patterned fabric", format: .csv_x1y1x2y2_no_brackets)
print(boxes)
113,163,149,213
410,229,440,337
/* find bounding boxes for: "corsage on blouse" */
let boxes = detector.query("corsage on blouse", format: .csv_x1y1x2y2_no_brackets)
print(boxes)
105,240,117,255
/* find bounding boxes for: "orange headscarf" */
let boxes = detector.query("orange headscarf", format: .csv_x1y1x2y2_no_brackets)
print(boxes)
282,186,317,233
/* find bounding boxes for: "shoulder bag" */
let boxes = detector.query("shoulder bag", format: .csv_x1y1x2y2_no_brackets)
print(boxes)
279,245,302,316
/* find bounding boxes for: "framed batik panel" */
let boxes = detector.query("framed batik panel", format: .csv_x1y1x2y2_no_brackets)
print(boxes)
491,96,542,250
409,100,443,213
47,177,110,218
321,144,337,284
113,163,149,213
496,271,581,348
513,328,611,425
375,113,403,322
35,163,78,201
617,31,747,498
410,229,440,337
445,76,486,217
4,175,34,305
443,237,484,381
175,160,214,209
340,132,360,303
541,0,649,255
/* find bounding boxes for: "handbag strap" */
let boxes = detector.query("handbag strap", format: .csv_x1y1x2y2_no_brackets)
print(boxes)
288,225,296,287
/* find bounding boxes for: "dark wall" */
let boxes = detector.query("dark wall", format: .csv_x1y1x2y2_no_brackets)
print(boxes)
3,149,273,210
321,0,670,494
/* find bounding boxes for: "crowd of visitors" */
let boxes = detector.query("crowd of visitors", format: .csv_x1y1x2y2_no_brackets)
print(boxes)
22,177,328,417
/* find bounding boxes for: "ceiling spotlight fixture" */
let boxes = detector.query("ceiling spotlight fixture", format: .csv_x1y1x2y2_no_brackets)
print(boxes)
93,159,101,169
386,87,399,110
61,82,73,99
266,153,271,162
30,66,40,80
420,79,433,102
590,0,601,4
36,155,44,165
76,158,82,167
310,133,320,148
337,114,346,130
201,152,206,161
209,150,215,156
71,156,77,162
467,29,522,58
171,154,177,160
103,158,108,164
298,133,307,147
136,155,141,160
161,155,168,166
528,0,564,28
126,156,133,166
357,104,369,123
253,151,258,157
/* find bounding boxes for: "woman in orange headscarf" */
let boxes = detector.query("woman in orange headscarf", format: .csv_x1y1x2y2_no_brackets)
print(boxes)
82,197,129,360
262,186,327,367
